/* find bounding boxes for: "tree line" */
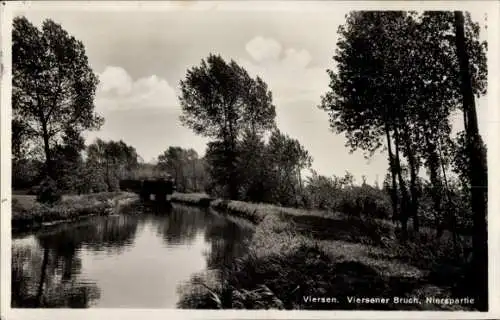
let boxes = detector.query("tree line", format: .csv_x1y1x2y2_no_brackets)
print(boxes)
318,11,487,309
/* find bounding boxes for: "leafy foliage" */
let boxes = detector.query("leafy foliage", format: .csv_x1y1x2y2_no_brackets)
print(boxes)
179,54,276,199
157,147,208,192
86,139,140,191
179,54,275,140
12,16,103,179
319,11,487,238
36,177,61,204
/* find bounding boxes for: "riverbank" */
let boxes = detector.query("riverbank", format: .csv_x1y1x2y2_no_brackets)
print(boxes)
171,192,311,224
11,192,138,234
170,192,214,207
173,192,475,311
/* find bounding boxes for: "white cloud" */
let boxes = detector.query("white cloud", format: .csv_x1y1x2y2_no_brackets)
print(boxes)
98,66,133,95
95,66,179,111
245,36,282,62
240,37,329,105
282,48,312,69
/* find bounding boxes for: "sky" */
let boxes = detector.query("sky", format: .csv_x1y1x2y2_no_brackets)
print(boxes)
13,1,492,185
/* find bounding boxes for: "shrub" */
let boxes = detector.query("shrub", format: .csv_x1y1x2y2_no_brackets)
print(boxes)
337,186,392,219
36,177,61,204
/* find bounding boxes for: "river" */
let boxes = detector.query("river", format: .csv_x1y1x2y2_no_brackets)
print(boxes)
11,202,254,308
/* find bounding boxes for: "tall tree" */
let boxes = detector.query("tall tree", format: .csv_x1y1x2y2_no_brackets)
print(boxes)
158,147,187,191
319,11,414,236
454,11,488,311
237,129,272,202
157,147,206,192
320,11,487,239
87,139,139,191
179,54,275,199
51,127,86,193
12,17,102,179
267,130,312,206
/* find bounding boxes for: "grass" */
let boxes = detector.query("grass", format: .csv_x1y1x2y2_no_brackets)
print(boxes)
210,199,279,224
170,192,214,207
174,192,478,311
11,191,138,234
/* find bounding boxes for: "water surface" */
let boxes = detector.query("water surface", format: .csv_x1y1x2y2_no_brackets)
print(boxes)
12,203,254,308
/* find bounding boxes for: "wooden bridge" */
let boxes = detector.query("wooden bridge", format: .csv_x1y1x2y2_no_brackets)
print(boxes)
119,178,176,202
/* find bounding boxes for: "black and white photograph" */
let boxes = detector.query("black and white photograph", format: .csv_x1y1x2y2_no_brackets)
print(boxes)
1,1,498,319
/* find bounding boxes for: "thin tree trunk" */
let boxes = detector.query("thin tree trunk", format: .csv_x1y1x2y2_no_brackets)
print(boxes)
192,159,197,191
426,137,444,238
403,133,420,233
437,139,458,249
393,125,410,240
454,11,488,311
385,124,399,223
41,122,53,179
298,169,303,194
225,138,238,200
105,158,111,191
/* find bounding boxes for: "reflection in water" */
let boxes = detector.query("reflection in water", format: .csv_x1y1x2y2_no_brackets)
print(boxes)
152,205,209,245
176,211,255,309
12,239,101,308
12,203,254,308
204,211,254,271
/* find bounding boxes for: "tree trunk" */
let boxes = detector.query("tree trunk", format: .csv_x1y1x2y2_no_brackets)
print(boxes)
105,157,111,191
298,168,303,194
192,159,197,191
426,137,443,238
224,139,238,200
403,134,420,234
437,140,458,248
41,122,53,179
385,124,400,223
226,115,239,200
393,125,410,240
454,10,488,311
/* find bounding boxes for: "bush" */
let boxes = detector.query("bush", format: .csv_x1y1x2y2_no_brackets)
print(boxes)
338,186,392,219
36,177,61,204
301,178,392,219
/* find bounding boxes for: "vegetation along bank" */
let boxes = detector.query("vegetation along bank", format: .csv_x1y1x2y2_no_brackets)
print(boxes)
171,192,476,311
11,192,138,234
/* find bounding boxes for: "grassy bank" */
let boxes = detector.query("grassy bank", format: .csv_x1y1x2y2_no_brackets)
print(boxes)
170,192,214,207
173,193,475,311
11,191,138,234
